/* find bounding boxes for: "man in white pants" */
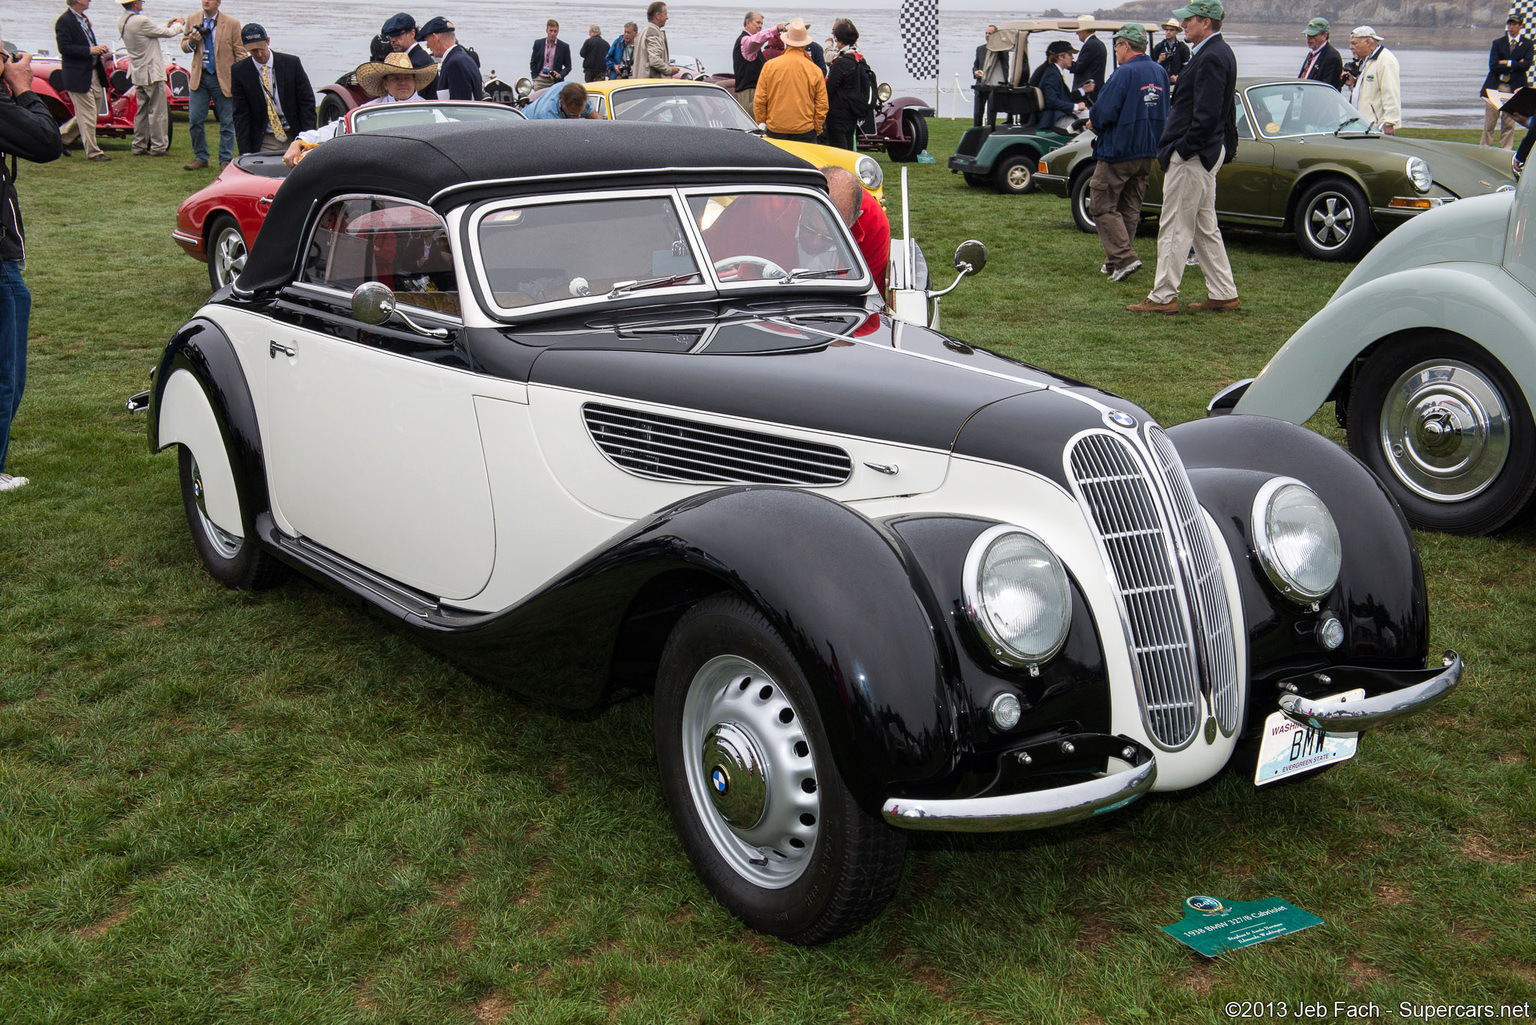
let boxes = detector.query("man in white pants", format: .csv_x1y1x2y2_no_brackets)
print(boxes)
117,0,183,156
1127,0,1239,315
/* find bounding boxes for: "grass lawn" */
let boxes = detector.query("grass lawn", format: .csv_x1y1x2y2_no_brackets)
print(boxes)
0,115,1532,1024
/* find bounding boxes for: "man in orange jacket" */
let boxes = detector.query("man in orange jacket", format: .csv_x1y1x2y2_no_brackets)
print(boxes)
753,18,826,142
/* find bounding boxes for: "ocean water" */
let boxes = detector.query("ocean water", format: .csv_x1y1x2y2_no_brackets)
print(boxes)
2,5,1502,128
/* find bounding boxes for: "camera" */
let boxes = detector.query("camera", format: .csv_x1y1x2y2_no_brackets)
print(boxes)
195,23,213,40
1343,58,1361,79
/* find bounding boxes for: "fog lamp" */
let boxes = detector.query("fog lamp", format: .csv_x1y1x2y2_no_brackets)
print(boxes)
989,693,1023,731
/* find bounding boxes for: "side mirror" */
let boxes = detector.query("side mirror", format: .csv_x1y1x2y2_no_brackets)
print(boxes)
350,281,450,339
953,240,987,277
351,280,395,325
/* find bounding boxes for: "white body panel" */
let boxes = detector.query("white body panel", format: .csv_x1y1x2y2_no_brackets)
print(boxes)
156,369,243,537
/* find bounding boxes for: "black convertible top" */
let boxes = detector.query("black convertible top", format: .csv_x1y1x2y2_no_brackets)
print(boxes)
237,120,825,293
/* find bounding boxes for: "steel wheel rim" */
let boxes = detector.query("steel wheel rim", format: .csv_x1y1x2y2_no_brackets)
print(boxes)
1379,359,1511,502
213,226,247,287
1076,180,1095,228
1304,192,1355,250
1006,163,1032,191
189,455,243,559
680,654,820,889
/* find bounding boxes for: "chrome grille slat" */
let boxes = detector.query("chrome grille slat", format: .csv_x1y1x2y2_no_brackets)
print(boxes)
1069,428,1239,750
584,403,854,486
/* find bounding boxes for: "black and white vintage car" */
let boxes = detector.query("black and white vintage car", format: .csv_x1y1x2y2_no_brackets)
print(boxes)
144,122,1460,944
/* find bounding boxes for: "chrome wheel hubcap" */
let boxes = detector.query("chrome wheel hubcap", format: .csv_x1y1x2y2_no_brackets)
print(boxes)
190,455,243,559
681,655,819,888
1380,359,1511,502
213,228,247,287
1306,194,1354,249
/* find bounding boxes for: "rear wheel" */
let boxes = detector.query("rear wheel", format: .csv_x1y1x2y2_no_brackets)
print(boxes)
993,153,1037,195
206,214,247,292
1346,332,1536,534
317,92,349,127
178,445,286,589
654,595,906,944
885,112,928,162
1070,165,1098,233
1294,177,1376,261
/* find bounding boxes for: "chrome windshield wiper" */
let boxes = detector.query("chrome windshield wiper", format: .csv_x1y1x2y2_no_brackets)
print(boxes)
607,273,699,297
780,267,855,283
1335,115,1369,135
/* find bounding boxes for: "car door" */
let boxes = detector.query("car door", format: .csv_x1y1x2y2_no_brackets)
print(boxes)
262,195,497,601
1213,92,1279,223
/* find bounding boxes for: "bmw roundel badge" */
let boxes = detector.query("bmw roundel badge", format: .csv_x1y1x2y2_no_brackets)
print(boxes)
1107,410,1137,430
711,767,728,793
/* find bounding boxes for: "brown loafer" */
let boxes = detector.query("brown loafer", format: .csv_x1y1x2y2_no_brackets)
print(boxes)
89,153,112,162
184,159,209,170
1188,297,1241,312
1125,299,1179,315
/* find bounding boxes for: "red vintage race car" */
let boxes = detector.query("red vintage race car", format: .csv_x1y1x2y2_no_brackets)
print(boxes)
30,52,190,140
171,100,527,291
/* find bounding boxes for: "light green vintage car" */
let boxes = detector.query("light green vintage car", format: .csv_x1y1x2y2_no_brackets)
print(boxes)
1035,78,1517,261
1213,171,1536,536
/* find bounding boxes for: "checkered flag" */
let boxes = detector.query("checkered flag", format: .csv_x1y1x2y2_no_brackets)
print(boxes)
900,0,940,78
1515,1,1536,27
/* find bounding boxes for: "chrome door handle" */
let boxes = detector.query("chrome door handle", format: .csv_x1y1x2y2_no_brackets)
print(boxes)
270,340,296,358
258,194,274,206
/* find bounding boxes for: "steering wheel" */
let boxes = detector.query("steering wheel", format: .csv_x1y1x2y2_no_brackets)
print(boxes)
713,255,788,281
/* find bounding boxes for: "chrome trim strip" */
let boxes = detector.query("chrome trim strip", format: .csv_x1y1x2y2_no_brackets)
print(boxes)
430,164,828,205
1279,651,1462,732
882,758,1157,832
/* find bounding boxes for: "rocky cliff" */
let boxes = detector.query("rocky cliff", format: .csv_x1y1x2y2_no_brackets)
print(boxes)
1095,1,1511,28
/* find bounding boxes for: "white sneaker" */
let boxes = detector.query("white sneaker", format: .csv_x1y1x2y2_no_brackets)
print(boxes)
0,472,29,492
1099,263,1110,274
1186,250,1201,267
1109,259,1143,282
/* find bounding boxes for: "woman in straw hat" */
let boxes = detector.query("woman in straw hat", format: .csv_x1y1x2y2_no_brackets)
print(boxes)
282,50,438,165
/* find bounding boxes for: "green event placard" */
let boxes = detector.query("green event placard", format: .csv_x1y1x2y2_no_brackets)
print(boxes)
1162,896,1322,957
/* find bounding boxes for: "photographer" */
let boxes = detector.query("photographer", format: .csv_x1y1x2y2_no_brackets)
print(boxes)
1,44,65,493
180,0,247,169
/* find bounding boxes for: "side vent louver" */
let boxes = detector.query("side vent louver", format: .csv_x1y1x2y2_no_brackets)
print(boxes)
583,404,854,486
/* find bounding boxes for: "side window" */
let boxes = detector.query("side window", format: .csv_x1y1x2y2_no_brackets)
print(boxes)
1234,100,1253,140
300,197,460,317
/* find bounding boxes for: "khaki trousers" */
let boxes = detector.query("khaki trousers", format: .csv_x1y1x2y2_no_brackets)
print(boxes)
1482,103,1518,149
132,82,170,155
735,87,756,116
1089,157,1153,269
61,82,107,158
1148,149,1237,304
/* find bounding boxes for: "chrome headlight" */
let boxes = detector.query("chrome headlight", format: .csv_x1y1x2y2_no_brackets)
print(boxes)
963,526,1072,667
877,82,893,104
855,154,884,191
1251,478,1342,603
1407,156,1432,193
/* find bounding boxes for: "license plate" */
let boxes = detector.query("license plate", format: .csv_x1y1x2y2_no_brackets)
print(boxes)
1254,688,1365,786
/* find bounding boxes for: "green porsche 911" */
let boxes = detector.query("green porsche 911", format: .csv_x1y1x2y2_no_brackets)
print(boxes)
1035,77,1518,261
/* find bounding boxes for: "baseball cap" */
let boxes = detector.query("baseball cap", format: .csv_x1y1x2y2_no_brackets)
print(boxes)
1306,17,1329,36
240,23,268,44
1046,40,1078,56
1350,25,1383,41
1114,24,1149,47
1170,0,1224,20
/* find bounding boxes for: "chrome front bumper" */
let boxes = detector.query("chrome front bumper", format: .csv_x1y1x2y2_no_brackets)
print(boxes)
1277,650,1462,732
881,733,1157,832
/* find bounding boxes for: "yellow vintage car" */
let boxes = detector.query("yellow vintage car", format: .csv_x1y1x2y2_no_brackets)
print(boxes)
575,78,884,205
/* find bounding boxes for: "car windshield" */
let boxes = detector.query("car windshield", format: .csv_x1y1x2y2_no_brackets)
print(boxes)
472,190,860,315
609,86,757,131
1247,83,1368,137
349,102,527,134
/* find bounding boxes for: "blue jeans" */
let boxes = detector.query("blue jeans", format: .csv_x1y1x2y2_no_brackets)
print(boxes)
0,261,31,473
187,79,235,164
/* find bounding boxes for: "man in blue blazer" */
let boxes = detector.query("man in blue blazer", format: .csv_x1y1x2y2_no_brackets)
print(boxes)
419,16,481,100
1299,17,1343,90
1482,15,1532,148
1128,0,1239,315
54,0,113,160
530,19,571,89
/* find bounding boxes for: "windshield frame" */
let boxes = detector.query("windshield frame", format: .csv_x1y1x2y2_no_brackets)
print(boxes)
606,83,759,132
343,100,528,136
1245,81,1375,140
463,184,869,323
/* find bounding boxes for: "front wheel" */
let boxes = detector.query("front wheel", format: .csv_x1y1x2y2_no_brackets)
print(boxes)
178,445,286,589
993,153,1037,194
1070,165,1098,232
1293,177,1376,261
316,92,348,127
885,112,928,162
1346,332,1536,534
206,213,247,292
654,595,906,944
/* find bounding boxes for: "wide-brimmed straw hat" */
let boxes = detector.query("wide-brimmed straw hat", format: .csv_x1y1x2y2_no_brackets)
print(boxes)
781,19,813,47
356,50,439,96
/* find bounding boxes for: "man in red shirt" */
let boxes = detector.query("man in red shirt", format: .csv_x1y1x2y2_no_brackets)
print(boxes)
822,166,889,290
